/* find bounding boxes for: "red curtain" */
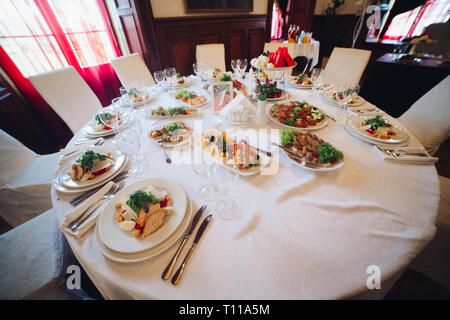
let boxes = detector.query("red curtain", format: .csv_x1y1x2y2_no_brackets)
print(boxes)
271,1,283,40
0,0,122,146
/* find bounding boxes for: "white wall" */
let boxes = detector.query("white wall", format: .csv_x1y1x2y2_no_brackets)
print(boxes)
314,0,361,15
150,0,268,18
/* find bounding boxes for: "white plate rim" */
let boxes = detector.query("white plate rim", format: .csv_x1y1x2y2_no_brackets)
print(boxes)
147,107,202,119
162,78,194,90
266,103,328,131
349,116,408,144
281,147,344,172
58,148,126,188
95,193,193,263
97,177,188,254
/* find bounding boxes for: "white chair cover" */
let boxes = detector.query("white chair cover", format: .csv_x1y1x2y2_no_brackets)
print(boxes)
0,130,56,227
196,44,226,71
29,67,102,133
0,130,36,185
111,53,155,91
398,75,450,156
323,47,372,85
0,209,62,299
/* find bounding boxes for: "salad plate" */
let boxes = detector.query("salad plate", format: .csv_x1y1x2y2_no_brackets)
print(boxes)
286,74,313,89
97,178,188,254
83,116,129,138
58,147,127,188
280,130,344,172
149,121,192,148
162,77,193,90
199,128,272,177
349,115,408,144
95,194,192,263
321,92,365,107
267,91,289,101
344,118,409,147
168,89,209,108
148,106,202,119
266,101,328,131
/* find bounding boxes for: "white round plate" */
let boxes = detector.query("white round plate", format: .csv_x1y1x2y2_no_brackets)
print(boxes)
321,93,365,107
58,147,127,188
350,116,408,144
286,78,313,89
131,94,157,107
168,91,209,108
281,148,344,172
266,104,328,131
53,157,128,194
267,92,289,101
250,61,297,71
344,118,408,147
95,194,192,263
148,107,202,119
97,178,188,254
150,123,192,148
83,118,129,137
162,78,193,90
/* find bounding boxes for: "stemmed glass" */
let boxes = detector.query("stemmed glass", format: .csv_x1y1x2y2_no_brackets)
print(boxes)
335,84,355,119
191,150,218,201
154,71,165,92
213,163,240,220
231,59,239,78
349,84,360,104
119,118,148,177
310,67,324,97
237,58,248,79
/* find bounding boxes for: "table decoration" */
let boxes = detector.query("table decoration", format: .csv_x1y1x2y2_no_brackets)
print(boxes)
210,81,233,113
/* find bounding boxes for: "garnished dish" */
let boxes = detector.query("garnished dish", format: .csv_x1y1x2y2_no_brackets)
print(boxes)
93,112,121,132
170,89,207,106
149,121,191,145
281,130,344,170
358,115,396,139
323,91,364,107
114,186,173,239
150,106,199,117
68,150,115,182
289,73,313,87
165,73,188,87
202,129,261,172
128,87,150,104
251,47,296,69
269,101,327,130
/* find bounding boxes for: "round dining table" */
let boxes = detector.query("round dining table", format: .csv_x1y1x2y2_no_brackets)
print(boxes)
51,77,440,299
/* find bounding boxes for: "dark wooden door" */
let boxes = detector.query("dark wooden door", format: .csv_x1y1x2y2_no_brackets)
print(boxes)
288,0,316,32
0,73,57,154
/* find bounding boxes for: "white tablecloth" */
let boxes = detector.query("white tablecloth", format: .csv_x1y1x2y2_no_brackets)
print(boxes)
51,79,439,299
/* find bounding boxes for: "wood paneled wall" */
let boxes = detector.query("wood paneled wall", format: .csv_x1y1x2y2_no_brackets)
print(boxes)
152,14,271,75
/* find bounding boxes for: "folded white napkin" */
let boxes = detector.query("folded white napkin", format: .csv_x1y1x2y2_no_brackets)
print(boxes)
374,146,439,164
60,181,114,239
219,92,256,123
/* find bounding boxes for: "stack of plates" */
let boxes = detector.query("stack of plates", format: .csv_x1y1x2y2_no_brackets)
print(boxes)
344,116,409,147
95,178,193,263
83,115,130,138
53,146,128,194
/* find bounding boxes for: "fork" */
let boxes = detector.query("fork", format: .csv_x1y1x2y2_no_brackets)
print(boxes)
70,170,131,207
69,181,125,231
74,137,105,146
157,139,172,163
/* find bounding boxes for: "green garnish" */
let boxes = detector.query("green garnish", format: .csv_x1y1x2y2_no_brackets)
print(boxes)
281,130,297,146
296,73,306,82
126,190,159,214
175,89,195,99
168,107,186,116
364,115,386,130
315,143,343,164
219,74,232,82
165,122,183,132
75,150,106,171
95,113,113,125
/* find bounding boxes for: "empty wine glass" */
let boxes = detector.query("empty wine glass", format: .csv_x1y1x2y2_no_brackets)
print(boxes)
311,68,324,96
213,163,240,220
154,71,165,85
237,58,248,79
191,150,218,201
164,67,176,79
231,59,239,77
336,84,354,118
119,118,148,177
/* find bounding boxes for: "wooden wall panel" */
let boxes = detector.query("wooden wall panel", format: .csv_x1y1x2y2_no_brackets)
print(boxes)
153,15,269,75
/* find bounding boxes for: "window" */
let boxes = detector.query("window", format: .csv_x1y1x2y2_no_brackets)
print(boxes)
0,0,119,77
382,0,450,41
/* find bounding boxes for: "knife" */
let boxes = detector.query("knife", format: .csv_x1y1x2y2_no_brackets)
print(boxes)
161,204,207,280
171,214,212,285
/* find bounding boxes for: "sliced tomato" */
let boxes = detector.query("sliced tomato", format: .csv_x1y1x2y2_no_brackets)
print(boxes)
160,198,168,208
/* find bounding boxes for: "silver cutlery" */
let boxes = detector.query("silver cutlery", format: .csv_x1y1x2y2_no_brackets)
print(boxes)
74,137,105,146
60,138,104,160
69,170,130,207
171,214,212,285
69,181,125,231
325,114,336,122
377,147,429,158
157,139,172,163
161,204,207,281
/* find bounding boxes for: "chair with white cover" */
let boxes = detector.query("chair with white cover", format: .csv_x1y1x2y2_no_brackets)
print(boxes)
322,47,372,85
0,129,57,227
397,75,450,156
29,67,102,133
196,44,226,71
111,53,155,91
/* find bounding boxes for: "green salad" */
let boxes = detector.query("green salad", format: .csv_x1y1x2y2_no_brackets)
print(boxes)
95,113,113,125
364,115,386,130
126,190,159,214
165,122,184,132
175,89,195,100
76,150,106,171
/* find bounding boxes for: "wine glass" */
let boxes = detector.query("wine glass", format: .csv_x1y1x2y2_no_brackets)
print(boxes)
164,67,176,79
231,59,239,77
154,71,165,85
119,118,148,177
335,84,354,118
213,163,240,220
237,58,248,79
310,68,324,96
349,84,360,104
191,149,218,201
